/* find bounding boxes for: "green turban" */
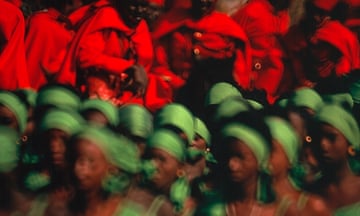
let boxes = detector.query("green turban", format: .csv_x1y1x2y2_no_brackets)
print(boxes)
39,109,84,135
0,91,28,134
322,93,354,110
247,99,264,110
265,117,300,166
287,87,323,112
36,86,81,111
17,88,37,107
214,96,252,122
147,129,186,162
194,117,211,146
74,126,141,174
350,79,360,104
118,104,153,139
204,82,242,107
221,123,269,170
315,104,360,149
81,99,119,126
154,103,194,144
0,126,19,173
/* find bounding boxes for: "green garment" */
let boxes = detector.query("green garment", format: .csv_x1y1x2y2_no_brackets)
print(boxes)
36,85,81,111
204,82,242,107
0,126,19,173
81,98,119,126
39,109,84,135
287,87,323,112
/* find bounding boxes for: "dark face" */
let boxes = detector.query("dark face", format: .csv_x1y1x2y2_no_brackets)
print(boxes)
314,124,349,167
287,111,307,144
72,139,110,192
82,110,109,127
269,141,290,177
144,2,164,28
190,134,207,151
43,129,70,168
116,0,148,28
224,139,258,184
0,105,19,132
148,148,182,194
191,0,215,19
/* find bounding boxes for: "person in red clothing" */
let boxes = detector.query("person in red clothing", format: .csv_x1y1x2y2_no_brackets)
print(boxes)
231,0,292,104
57,0,152,106
150,0,251,115
0,0,30,90
25,0,74,90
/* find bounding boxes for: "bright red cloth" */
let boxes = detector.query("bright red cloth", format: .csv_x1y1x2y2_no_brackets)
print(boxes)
0,0,30,90
232,0,290,103
57,0,153,105
25,8,73,90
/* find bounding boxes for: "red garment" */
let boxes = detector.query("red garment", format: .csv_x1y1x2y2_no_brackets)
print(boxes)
25,8,73,90
0,0,30,90
232,0,290,103
57,0,153,105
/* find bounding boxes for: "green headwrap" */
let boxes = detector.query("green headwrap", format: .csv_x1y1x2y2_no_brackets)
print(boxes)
154,103,194,145
265,117,300,166
147,129,186,162
247,99,264,110
287,87,323,112
39,109,84,135
350,79,360,104
74,126,141,174
322,93,354,109
0,126,19,173
17,88,37,107
118,104,153,139
194,117,211,146
214,96,252,122
204,82,242,107
0,91,28,134
221,123,269,170
36,86,81,111
315,104,360,149
81,99,119,126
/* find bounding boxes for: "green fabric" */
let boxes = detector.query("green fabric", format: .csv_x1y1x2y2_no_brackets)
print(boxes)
287,87,323,112
81,98,119,126
147,129,186,162
335,201,360,216
36,86,81,111
24,171,50,191
154,103,194,144
18,88,37,107
170,177,191,214
221,123,269,170
214,96,252,122
204,82,242,106
265,117,300,165
275,98,289,109
315,104,360,149
350,79,360,104
118,104,153,139
247,99,264,110
39,109,84,135
322,93,354,109
0,91,28,134
74,126,141,174
194,117,211,146
0,126,19,173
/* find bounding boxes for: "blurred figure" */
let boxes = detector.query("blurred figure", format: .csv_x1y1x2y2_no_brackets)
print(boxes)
0,0,30,90
80,98,119,128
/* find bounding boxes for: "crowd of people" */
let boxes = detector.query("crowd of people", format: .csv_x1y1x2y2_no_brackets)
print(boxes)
1,0,360,215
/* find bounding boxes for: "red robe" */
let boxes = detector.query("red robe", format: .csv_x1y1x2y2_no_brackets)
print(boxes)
25,8,73,90
57,0,153,105
232,0,290,103
146,8,251,112
0,0,30,90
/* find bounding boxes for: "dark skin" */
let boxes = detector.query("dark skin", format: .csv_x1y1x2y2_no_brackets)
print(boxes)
113,0,148,28
311,123,360,211
0,105,20,133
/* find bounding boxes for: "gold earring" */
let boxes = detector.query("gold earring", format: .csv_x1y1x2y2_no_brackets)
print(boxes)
176,169,186,178
348,146,356,156
305,136,312,143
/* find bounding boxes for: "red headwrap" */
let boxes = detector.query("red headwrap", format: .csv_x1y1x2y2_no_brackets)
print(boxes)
310,20,360,75
312,0,339,11
147,0,165,6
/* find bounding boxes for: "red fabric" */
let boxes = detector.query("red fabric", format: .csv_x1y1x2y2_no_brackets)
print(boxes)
345,0,360,6
57,0,153,105
146,0,165,6
0,0,30,90
25,8,73,90
232,0,290,103
312,0,339,11
6,0,21,7
310,20,360,76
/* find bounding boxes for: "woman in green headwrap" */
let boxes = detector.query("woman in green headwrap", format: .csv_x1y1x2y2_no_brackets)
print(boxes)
308,104,360,215
266,116,331,215
81,98,119,128
67,126,144,216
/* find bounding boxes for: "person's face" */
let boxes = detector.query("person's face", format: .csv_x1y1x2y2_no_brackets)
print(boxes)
314,124,349,166
191,0,215,18
309,41,341,78
287,111,307,144
82,110,109,127
190,134,207,151
73,139,110,192
0,105,19,132
43,129,70,168
118,0,148,28
224,138,258,183
144,2,163,28
148,148,182,193
269,141,290,177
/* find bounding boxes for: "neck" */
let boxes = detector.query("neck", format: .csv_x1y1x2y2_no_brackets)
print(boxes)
272,174,298,196
229,175,258,202
321,161,354,183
